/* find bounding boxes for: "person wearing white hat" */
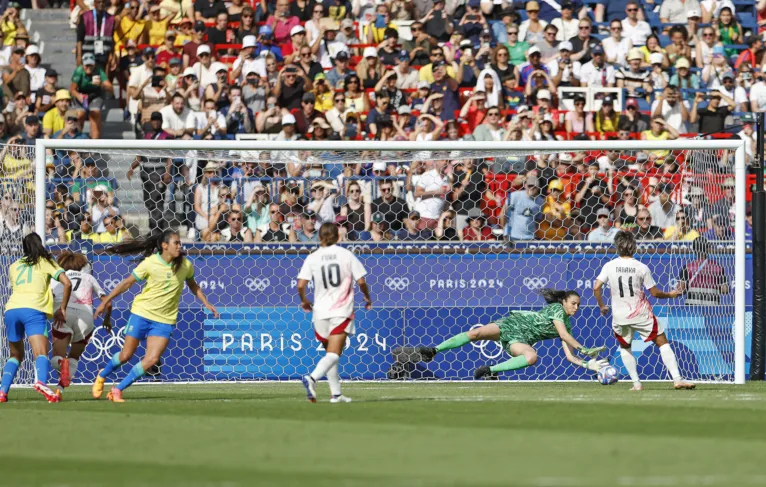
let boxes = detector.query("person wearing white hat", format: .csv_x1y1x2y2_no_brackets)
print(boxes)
355,46,384,88
231,35,266,83
191,44,218,89
546,40,582,87
281,25,307,64
24,45,46,95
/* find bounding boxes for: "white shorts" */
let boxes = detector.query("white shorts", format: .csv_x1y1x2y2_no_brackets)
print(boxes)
612,316,664,347
313,315,355,344
52,307,95,343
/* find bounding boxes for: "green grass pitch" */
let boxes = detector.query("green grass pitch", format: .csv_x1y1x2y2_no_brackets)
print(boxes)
3,382,766,487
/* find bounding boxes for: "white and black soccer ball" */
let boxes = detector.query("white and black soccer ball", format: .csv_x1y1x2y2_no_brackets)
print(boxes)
597,365,619,385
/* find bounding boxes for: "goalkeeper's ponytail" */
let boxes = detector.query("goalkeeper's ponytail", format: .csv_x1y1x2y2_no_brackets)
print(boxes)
540,288,579,304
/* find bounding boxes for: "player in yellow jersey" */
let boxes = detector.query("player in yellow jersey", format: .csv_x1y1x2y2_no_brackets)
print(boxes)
1,233,72,403
92,230,219,402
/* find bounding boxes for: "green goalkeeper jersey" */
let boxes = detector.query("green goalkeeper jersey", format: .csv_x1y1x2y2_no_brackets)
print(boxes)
496,303,572,347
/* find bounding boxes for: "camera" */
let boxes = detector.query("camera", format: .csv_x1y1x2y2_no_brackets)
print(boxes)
563,58,571,65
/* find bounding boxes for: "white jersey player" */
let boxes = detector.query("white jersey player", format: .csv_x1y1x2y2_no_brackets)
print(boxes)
296,223,372,403
49,251,112,393
593,231,694,390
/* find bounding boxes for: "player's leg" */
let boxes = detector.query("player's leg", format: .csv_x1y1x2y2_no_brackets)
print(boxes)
61,311,94,389
418,323,502,362
28,333,60,403
1,311,26,401
51,331,72,388
303,333,345,403
98,314,145,381
474,342,537,379
325,333,351,403
63,340,88,387
109,325,172,402
652,333,695,390
615,326,642,391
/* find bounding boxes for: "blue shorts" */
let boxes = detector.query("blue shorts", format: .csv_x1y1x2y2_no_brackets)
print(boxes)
125,314,174,341
4,308,49,342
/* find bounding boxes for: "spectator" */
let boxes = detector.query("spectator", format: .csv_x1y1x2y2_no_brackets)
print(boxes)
633,208,663,240
666,26,692,66
138,71,170,130
565,95,593,133
418,46,455,84
156,30,182,69
358,211,393,241
254,203,290,242
569,18,599,64
176,18,194,45
194,0,226,23
206,209,253,242
389,52,417,91
371,179,407,231
2,46,29,100
501,176,543,240
42,90,72,138
702,214,733,241
282,25,308,64
678,236,729,305
587,208,619,242
338,18,361,45
664,210,700,241
735,35,762,70
701,46,731,90
648,183,680,229
355,47,383,90
160,93,192,137
463,208,494,241
421,0,450,42
339,181,371,239
450,158,486,232
641,117,680,159
52,110,89,141
612,186,642,229
207,11,230,55
76,0,115,69
90,184,119,233
404,21,431,67
44,207,66,245
222,85,254,135
685,186,712,230
578,45,615,87
537,24,561,63
71,53,112,139
326,51,351,89
709,177,735,227
313,21,346,69
458,92,488,132
718,72,747,111
716,7,741,56
690,90,733,134
433,210,459,241
204,62,231,106
65,212,96,242
242,181,270,232
670,57,699,94
147,5,176,46
593,96,620,133
275,64,311,111
518,1,547,44
128,112,173,232
414,159,449,230
192,162,222,238
548,41,581,88
622,1,651,46
617,48,651,96
182,21,209,69
519,46,548,86
188,97,226,138
396,210,434,240
35,68,59,116
540,178,572,239
695,25,719,69
266,0,301,45
473,107,506,142
574,161,609,226
289,210,319,242
660,0,701,23
651,85,689,133
278,181,305,220
296,45,323,81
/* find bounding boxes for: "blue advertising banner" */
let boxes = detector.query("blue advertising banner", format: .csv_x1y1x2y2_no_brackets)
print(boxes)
69,250,750,383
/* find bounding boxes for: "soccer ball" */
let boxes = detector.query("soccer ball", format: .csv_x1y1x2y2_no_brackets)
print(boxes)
597,365,619,385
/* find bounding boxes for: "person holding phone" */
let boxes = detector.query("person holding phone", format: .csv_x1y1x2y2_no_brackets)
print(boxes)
70,53,112,139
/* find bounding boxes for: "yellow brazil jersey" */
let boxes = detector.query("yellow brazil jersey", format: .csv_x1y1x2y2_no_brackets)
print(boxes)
130,254,194,325
6,257,64,317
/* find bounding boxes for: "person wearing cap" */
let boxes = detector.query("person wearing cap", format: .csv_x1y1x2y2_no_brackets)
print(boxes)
23,45,45,96
281,25,307,64
640,116,678,159
421,0,452,43
518,45,547,86
659,0,701,24
547,41,581,87
677,236,730,306
578,44,616,87
585,208,618,242
181,21,209,69
617,97,648,133
669,57,699,93
231,35,264,84
357,212,394,242
616,48,652,96
325,51,351,89
690,89,733,134
632,208,663,240
500,176,544,240
41,90,73,138
312,19,347,70
155,29,182,69
516,1,547,44
390,50,417,90
351,46,382,90
417,45,456,84
71,52,112,139
394,211,434,241
646,182,680,229
546,2,576,41
458,0,486,44
76,0,115,67
337,17,360,45
265,0,300,45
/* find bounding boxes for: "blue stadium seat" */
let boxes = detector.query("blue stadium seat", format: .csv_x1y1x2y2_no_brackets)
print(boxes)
645,11,661,29
733,0,755,14
738,12,756,31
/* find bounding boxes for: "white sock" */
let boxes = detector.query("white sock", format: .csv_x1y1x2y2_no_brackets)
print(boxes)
310,352,339,382
68,358,79,383
659,344,682,381
326,362,342,396
51,356,63,371
620,348,640,385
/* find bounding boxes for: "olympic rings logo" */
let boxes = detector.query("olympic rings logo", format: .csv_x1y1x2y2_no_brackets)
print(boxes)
523,277,549,290
245,278,271,292
81,327,126,362
102,279,122,292
385,277,410,291
468,324,504,360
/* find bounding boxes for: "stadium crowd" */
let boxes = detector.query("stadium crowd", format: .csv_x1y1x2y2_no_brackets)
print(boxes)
0,0,762,244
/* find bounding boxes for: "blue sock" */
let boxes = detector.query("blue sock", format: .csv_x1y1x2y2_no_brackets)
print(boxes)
1,358,20,394
35,356,50,385
99,353,124,379
116,363,145,391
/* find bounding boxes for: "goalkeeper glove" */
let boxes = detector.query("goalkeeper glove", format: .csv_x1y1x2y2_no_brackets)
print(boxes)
581,359,609,372
577,345,606,357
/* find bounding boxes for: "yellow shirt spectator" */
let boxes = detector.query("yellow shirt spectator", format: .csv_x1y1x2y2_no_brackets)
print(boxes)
95,229,127,244
663,226,700,241
418,63,457,84
43,107,66,136
115,16,147,52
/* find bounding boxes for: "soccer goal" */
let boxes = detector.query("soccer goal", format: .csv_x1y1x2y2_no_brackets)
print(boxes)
1,138,747,385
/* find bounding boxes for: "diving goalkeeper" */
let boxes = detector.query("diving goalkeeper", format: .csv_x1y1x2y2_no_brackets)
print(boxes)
416,289,607,378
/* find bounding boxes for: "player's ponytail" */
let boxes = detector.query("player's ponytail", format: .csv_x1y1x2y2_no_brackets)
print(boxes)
106,230,186,273
21,232,56,267
57,250,89,271
540,288,579,304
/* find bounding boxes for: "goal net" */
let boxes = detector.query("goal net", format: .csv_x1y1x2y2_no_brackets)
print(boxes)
4,139,747,385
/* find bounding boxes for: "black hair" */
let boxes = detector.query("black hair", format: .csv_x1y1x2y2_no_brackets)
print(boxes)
540,288,579,304
614,230,637,257
106,229,185,273
21,232,56,267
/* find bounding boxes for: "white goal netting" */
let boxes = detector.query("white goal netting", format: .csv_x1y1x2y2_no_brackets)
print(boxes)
1,140,748,385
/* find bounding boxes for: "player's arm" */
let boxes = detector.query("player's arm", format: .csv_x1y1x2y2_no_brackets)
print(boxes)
357,277,372,310
553,319,583,351
297,279,312,311
54,272,73,327
186,277,220,318
561,341,608,371
593,279,609,316
648,286,681,299
95,274,137,319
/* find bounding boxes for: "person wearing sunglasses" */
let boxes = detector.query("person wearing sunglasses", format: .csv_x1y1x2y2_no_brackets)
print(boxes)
621,1,651,47
689,89,733,134
403,21,432,66
254,204,290,242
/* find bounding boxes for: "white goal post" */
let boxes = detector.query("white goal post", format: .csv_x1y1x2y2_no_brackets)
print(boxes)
30,138,747,385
